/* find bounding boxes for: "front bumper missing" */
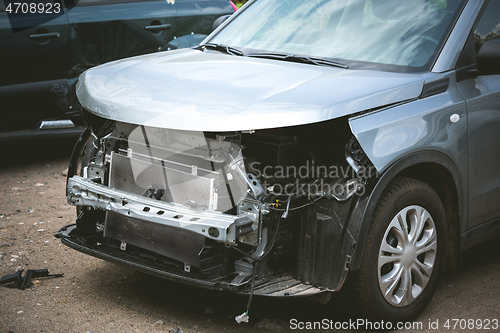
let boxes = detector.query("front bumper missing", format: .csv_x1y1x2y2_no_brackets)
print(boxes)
57,224,227,290
67,175,238,244
65,175,330,298
57,224,325,297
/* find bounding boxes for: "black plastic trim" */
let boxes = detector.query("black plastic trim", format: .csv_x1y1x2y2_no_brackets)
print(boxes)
461,217,500,251
0,126,84,142
420,78,450,99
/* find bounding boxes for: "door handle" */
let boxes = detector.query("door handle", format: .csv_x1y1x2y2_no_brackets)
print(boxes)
29,32,60,40
145,24,171,32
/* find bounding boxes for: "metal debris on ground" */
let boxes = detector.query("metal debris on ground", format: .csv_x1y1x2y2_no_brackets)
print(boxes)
235,311,250,324
0,269,64,290
168,327,183,333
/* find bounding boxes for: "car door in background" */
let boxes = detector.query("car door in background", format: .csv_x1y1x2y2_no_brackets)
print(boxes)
0,0,71,133
0,0,234,138
64,0,235,110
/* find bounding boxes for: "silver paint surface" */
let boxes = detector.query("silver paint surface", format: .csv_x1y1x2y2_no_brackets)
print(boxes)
77,49,424,131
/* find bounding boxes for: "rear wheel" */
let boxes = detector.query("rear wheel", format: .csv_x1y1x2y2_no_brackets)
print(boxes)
351,177,447,322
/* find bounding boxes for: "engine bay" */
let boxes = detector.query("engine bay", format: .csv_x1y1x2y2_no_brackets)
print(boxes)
61,111,377,297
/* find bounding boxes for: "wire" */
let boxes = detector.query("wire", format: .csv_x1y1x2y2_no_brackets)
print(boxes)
246,263,258,313
268,194,325,212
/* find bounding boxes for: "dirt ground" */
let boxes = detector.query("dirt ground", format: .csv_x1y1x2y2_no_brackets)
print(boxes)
0,138,499,333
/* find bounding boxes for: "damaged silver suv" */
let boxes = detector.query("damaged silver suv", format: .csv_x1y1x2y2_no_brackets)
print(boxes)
58,0,500,323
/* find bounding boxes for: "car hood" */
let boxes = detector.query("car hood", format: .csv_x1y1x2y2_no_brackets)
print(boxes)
77,49,425,131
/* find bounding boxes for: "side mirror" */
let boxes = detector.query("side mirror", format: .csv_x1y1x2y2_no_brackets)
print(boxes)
212,14,231,32
477,39,500,75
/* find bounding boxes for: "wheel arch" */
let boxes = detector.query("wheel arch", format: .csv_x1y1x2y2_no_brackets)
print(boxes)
350,151,465,272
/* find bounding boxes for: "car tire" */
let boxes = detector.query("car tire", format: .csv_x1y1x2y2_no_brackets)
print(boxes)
350,177,447,323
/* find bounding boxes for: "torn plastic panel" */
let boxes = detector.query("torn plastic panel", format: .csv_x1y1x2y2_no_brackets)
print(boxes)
61,114,379,297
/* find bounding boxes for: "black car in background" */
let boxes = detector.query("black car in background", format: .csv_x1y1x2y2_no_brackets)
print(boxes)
0,0,235,139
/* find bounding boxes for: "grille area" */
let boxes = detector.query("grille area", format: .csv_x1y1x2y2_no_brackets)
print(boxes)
109,151,218,210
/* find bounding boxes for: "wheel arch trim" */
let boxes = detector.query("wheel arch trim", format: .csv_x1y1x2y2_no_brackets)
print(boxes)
349,150,465,271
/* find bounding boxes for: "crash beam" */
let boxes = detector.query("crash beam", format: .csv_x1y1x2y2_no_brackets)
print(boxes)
67,175,241,244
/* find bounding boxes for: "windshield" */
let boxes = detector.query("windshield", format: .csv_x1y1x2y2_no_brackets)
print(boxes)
209,0,466,72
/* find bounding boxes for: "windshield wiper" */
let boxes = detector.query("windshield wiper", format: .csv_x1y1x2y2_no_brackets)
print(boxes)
199,43,244,56
247,52,348,69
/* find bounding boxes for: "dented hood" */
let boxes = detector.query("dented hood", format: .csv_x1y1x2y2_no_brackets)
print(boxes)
77,48,425,131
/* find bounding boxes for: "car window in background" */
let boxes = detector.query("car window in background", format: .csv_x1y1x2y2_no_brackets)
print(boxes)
474,0,500,52
211,0,466,72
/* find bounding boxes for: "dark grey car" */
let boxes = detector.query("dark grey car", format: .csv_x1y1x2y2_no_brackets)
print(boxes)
58,0,500,324
0,0,235,139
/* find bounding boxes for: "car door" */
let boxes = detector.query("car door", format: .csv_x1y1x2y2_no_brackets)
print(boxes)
0,0,70,132
65,0,177,74
64,0,234,76
456,0,500,229
64,0,234,111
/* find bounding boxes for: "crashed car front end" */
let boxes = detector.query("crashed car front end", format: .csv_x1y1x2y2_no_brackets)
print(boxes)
57,0,479,323
57,23,430,297
59,111,378,297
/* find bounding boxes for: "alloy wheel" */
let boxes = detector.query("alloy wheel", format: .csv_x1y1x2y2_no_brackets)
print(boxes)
377,205,437,307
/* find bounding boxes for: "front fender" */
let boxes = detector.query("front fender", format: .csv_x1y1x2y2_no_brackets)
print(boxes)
347,72,468,270
349,73,467,177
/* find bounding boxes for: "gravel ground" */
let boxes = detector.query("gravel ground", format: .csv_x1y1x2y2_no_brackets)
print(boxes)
0,139,499,333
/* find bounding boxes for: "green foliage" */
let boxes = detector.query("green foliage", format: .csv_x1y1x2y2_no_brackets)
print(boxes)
233,0,248,9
